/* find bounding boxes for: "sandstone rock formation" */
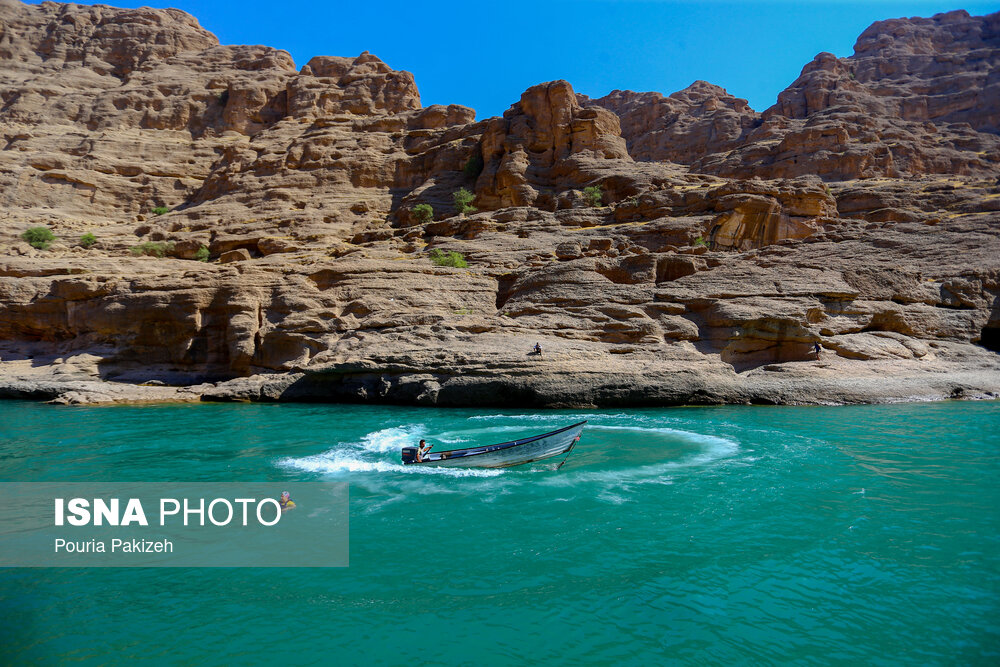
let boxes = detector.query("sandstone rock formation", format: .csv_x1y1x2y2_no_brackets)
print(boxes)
591,9,1000,182
476,80,630,210
583,81,759,164
1,1,998,406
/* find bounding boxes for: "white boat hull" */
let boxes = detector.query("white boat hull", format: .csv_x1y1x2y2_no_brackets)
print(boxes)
408,422,586,469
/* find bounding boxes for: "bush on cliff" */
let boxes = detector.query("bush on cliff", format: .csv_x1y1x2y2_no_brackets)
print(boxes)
22,227,56,249
194,245,210,262
79,233,97,248
429,248,468,268
412,204,434,223
152,206,169,216
584,185,603,207
463,153,484,180
453,188,477,216
131,241,175,258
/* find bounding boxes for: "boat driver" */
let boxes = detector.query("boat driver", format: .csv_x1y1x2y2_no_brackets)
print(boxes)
417,439,433,462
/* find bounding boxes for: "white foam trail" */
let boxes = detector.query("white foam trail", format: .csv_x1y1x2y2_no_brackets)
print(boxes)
359,425,424,453
282,452,400,474
278,422,739,486
543,429,740,487
467,413,624,423
684,432,740,465
360,494,408,514
597,491,630,504
278,450,504,478
589,424,737,448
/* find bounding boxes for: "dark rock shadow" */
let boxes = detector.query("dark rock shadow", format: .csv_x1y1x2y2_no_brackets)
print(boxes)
979,293,1000,353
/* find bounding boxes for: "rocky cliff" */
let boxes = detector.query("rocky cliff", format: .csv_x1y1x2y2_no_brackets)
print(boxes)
1,0,999,406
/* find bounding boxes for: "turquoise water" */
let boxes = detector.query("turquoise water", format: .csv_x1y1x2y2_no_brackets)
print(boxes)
1,400,998,665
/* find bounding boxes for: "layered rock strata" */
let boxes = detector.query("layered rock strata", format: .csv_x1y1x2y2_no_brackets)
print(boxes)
591,10,1000,181
1,1,998,406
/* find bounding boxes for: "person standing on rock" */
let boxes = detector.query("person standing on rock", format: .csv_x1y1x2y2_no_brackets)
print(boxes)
534,342,542,356
814,342,822,358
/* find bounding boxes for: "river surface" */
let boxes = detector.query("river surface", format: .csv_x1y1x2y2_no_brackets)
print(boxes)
1,401,998,665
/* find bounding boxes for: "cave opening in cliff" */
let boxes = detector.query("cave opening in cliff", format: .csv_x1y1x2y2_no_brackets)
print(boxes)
980,326,1000,353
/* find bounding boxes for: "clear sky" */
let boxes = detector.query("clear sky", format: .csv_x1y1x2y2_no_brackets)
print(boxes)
32,0,1000,119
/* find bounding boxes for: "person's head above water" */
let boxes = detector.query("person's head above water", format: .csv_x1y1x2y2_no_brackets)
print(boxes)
281,491,290,499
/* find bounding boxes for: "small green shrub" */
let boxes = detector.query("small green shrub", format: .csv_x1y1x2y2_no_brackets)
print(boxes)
151,206,169,216
463,153,484,180
823,184,832,196
693,236,708,248
22,227,56,250
584,185,603,207
412,204,434,224
131,241,175,258
79,232,97,248
429,248,468,268
194,245,210,262
453,188,477,215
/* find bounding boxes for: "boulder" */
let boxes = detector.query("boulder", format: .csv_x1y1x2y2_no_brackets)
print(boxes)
219,248,251,263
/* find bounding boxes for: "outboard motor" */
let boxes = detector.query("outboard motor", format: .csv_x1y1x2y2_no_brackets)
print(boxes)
401,447,417,464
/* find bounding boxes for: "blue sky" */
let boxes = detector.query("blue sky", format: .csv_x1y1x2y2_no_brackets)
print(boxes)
36,0,1000,119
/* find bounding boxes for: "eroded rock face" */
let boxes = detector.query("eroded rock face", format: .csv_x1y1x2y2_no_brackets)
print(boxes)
1,1,999,406
585,81,759,164
0,0,218,80
289,52,421,117
476,81,631,210
802,10,999,132
597,9,1000,181
706,180,837,251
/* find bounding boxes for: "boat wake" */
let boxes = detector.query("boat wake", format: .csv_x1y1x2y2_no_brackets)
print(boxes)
276,418,742,492
278,425,504,478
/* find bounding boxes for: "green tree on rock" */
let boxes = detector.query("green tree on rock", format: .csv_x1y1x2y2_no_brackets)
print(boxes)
584,185,603,207
22,227,56,250
412,204,434,223
429,248,468,268
453,188,477,216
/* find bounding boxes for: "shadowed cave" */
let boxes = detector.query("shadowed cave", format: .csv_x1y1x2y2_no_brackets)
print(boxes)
980,325,1000,353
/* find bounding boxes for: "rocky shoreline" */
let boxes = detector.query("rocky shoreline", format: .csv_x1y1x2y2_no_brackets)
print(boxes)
3,338,998,407
2,3,999,408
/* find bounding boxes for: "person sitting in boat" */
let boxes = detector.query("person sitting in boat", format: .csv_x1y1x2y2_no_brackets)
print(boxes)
417,439,433,462
533,342,542,356
279,491,296,512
